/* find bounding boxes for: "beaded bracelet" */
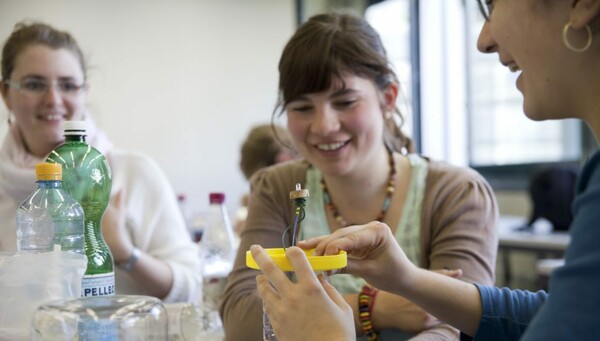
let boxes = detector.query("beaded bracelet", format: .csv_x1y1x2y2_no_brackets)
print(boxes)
358,285,380,341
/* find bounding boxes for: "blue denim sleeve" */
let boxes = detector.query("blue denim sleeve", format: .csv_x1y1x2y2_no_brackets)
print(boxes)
471,285,547,341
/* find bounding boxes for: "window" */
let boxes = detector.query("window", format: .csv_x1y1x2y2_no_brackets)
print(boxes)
295,0,596,190
464,1,591,188
366,0,416,141
465,2,582,167
297,0,418,144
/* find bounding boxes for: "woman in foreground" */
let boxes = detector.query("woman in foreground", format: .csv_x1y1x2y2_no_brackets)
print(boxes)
252,0,600,340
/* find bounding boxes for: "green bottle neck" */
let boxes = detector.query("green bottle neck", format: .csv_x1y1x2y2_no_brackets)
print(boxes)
64,134,87,143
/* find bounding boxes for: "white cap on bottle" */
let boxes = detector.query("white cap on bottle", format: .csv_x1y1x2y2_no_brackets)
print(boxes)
63,121,87,135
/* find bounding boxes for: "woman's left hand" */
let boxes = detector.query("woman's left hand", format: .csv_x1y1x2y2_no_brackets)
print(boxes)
251,245,356,341
102,191,133,262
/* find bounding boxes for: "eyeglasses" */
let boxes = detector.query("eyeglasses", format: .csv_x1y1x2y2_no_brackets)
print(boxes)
3,78,85,99
476,0,493,22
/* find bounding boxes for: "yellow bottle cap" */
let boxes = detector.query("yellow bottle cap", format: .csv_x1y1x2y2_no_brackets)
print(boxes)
36,163,62,181
246,247,347,272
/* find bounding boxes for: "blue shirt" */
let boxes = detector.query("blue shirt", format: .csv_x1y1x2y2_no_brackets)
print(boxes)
472,151,600,340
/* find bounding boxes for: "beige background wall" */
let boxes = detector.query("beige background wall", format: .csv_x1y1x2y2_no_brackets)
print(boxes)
496,190,531,217
0,0,296,215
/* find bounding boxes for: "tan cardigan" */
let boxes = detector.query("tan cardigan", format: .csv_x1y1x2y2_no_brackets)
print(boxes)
220,158,498,340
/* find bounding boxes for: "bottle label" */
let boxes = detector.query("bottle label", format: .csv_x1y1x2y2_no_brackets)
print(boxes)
82,272,115,297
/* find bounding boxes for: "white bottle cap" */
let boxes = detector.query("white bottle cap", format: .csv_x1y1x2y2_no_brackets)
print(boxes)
63,121,87,135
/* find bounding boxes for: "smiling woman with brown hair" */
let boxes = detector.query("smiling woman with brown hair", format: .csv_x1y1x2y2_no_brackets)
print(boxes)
221,11,498,341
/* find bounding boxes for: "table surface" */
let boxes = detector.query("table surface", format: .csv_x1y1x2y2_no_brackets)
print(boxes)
498,216,571,252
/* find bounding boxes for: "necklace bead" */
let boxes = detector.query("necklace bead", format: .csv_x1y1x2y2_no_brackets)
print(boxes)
321,149,396,227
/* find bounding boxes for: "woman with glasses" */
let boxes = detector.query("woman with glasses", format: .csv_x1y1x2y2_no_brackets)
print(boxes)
222,11,499,341
251,1,600,340
0,22,202,303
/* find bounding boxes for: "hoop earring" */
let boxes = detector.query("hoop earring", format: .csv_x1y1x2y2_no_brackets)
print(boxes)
562,22,592,53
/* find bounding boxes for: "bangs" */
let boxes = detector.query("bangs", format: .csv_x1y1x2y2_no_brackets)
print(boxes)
278,29,344,106
277,16,392,109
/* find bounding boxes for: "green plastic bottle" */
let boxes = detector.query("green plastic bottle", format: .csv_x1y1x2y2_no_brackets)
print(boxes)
46,121,115,297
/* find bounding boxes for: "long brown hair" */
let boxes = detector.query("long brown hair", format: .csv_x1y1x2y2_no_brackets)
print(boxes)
273,12,414,153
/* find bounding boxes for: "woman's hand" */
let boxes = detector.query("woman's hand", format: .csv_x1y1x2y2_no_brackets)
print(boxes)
251,245,355,341
298,221,417,294
101,191,133,262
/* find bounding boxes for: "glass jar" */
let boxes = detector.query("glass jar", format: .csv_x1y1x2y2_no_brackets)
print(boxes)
31,295,167,340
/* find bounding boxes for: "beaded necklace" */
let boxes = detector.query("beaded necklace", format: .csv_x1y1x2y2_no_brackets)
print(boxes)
321,149,396,227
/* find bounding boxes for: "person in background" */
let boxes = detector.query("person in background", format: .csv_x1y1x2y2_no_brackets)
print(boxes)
235,123,298,234
221,12,498,340
0,21,202,302
252,0,600,340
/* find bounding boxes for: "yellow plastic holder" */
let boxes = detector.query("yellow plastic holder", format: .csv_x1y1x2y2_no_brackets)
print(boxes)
246,247,347,272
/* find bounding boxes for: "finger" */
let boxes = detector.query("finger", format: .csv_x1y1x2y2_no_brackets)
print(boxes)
110,190,123,210
250,245,291,291
318,274,349,309
318,231,366,257
312,225,365,255
297,235,328,250
256,274,280,304
285,247,320,284
431,268,462,277
322,222,394,257
439,268,463,279
257,275,278,324
313,223,381,256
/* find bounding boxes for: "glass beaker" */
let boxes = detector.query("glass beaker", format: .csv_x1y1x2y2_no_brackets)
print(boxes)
31,295,167,340
246,248,347,341
164,302,225,341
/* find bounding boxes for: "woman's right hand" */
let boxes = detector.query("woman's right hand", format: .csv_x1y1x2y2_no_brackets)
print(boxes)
298,221,417,294
300,224,483,337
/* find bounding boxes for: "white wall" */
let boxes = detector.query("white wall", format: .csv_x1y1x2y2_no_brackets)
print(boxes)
0,0,296,215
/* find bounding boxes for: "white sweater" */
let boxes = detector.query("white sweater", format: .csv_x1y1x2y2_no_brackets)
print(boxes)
0,126,202,303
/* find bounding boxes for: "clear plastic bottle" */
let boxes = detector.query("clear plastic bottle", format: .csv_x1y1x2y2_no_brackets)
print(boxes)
16,162,85,253
46,120,115,297
199,192,236,332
